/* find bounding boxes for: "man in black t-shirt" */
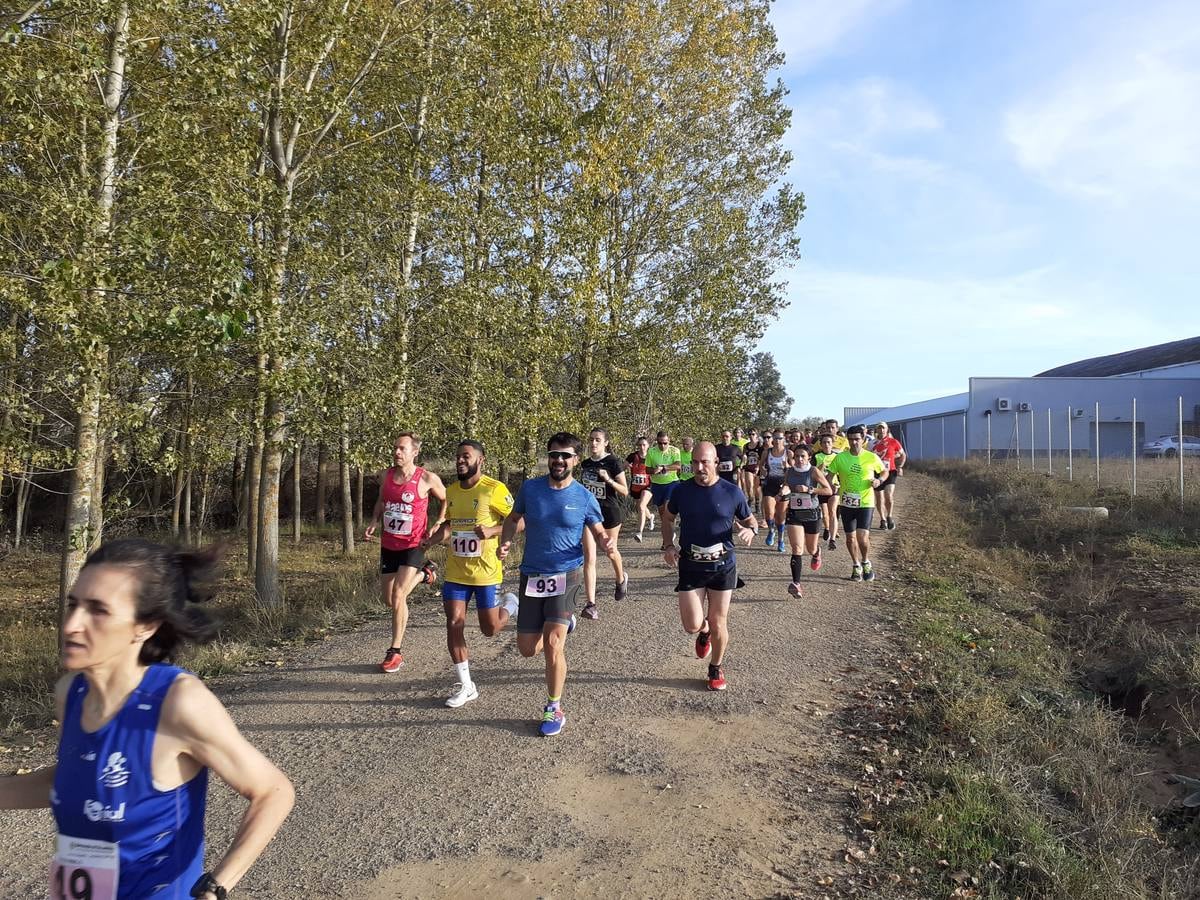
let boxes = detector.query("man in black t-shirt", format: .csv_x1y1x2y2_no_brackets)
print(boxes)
661,441,758,692
714,429,742,484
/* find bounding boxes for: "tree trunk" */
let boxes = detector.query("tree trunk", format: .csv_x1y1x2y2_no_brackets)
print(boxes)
231,435,243,527
355,467,364,531
292,443,302,545
170,426,184,537
339,412,354,555
88,426,106,548
315,442,328,525
246,370,265,573
60,0,128,614
14,467,31,549
197,464,211,543
182,466,192,544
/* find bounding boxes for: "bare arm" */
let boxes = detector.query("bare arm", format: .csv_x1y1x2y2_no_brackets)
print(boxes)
163,676,294,895
497,512,525,559
606,469,630,497
0,675,72,810
812,469,833,497
364,473,386,539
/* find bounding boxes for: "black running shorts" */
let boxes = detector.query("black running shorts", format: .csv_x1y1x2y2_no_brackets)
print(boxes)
517,566,584,633
877,470,898,489
785,511,821,533
381,546,425,574
838,507,874,533
675,557,738,593
761,476,784,498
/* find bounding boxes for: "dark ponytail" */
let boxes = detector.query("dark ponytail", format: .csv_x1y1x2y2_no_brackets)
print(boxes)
83,539,221,663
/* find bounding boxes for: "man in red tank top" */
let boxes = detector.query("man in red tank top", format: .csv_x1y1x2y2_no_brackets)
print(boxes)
365,432,447,672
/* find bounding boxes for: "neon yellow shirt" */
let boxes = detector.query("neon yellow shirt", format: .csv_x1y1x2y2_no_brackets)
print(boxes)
679,449,694,480
731,437,749,468
646,445,681,484
826,450,885,508
443,475,514,586
813,450,840,488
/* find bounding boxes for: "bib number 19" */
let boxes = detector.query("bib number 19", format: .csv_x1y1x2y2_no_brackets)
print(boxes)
50,836,118,900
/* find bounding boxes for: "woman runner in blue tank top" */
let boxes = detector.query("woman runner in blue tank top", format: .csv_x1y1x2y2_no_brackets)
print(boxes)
0,540,294,900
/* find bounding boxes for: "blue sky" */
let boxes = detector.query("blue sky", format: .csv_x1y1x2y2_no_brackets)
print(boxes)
761,0,1200,419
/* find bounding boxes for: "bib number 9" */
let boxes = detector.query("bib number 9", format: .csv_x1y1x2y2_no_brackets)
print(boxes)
789,493,818,510
451,532,482,557
525,573,565,598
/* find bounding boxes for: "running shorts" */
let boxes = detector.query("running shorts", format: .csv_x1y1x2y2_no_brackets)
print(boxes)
878,470,898,489
744,464,759,475
381,546,425,574
517,566,583,633
785,513,821,534
819,491,838,506
761,476,784,498
838,507,874,533
442,581,500,609
598,502,623,530
675,556,738,593
650,480,677,508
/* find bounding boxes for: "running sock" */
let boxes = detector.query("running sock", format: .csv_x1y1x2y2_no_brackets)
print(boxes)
454,660,472,687
547,696,560,708
790,554,804,582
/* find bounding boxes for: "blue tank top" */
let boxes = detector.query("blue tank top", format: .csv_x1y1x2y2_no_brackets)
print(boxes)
763,450,788,479
52,664,207,899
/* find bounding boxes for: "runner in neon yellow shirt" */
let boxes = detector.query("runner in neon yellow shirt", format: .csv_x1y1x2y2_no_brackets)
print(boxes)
825,425,886,583
646,430,682,518
679,437,695,481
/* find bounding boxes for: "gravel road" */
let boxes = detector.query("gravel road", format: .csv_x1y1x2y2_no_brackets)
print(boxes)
0,490,907,898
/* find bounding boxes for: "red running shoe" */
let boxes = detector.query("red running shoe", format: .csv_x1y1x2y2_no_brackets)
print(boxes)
707,665,726,691
380,648,404,673
695,629,711,659
420,561,438,587
811,550,822,572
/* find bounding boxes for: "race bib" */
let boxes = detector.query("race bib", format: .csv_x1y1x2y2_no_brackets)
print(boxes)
51,835,118,900
451,531,482,558
525,573,566,598
841,493,861,509
383,502,413,536
690,542,725,556
584,481,606,500
718,460,733,472
747,451,759,465
789,492,819,510
680,463,692,477
632,473,649,487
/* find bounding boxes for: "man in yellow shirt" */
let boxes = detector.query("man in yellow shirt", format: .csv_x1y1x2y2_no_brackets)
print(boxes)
826,426,886,583
824,419,850,452
427,440,518,708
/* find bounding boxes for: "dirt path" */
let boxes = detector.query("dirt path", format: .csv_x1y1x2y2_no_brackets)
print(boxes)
0,491,909,898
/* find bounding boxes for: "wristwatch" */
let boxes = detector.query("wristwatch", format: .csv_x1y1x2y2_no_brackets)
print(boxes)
191,873,228,900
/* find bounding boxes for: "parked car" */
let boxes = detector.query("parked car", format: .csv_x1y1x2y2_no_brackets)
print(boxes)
1141,435,1200,457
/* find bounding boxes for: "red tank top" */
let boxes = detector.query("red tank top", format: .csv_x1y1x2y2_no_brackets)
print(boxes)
625,453,650,492
380,466,428,551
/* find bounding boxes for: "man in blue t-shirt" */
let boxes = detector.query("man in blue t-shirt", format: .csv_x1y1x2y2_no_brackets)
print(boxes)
662,440,759,692
499,431,616,736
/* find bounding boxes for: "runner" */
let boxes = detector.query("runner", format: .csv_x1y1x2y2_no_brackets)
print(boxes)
625,436,654,542
871,422,907,530
679,436,696,481
741,429,764,513
646,430,682,522
761,430,790,552
814,433,841,550
826,420,850,452
780,444,833,597
425,440,518,708
731,428,750,487
0,539,294,899
364,432,446,673
661,441,758,691
580,428,630,618
714,429,742,483
498,432,617,736
826,425,886,582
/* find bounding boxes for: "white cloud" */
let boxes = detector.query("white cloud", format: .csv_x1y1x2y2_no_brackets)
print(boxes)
771,0,906,72
1004,5,1200,203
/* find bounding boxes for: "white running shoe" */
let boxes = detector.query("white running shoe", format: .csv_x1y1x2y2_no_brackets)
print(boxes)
446,682,479,708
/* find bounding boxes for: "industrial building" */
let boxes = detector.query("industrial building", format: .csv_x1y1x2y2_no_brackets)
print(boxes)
844,336,1200,461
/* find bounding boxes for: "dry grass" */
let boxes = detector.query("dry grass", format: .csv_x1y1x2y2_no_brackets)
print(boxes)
872,467,1200,898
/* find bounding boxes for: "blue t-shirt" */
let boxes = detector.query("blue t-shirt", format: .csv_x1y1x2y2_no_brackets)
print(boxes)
667,478,751,553
513,477,602,575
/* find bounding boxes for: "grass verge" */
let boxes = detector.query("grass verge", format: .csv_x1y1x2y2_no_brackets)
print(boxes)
856,467,1200,898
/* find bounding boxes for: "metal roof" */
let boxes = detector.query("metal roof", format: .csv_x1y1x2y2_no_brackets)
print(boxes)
848,392,969,427
1037,335,1200,377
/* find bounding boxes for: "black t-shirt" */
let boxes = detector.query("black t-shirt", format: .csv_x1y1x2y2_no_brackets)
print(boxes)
580,455,625,510
744,440,763,468
714,443,742,481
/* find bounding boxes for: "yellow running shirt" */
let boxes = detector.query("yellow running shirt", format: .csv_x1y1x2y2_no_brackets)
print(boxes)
813,450,840,489
443,475,514,586
827,450,885,508
831,434,850,452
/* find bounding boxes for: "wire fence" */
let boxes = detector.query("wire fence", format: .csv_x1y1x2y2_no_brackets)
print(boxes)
979,395,1197,508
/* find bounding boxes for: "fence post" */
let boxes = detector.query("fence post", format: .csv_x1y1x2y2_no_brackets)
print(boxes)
1029,407,1035,471
986,412,992,465
941,416,945,460
1015,411,1021,471
1095,401,1101,485
962,413,967,460
1047,408,1053,475
1181,396,1186,510
1131,397,1137,498
1066,406,1073,481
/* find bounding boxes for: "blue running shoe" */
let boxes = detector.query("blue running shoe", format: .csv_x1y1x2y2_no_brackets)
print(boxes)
765,528,775,547
777,537,786,554
540,703,565,736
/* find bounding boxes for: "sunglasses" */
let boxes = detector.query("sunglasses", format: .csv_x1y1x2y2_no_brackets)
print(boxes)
547,451,576,461
657,440,669,445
